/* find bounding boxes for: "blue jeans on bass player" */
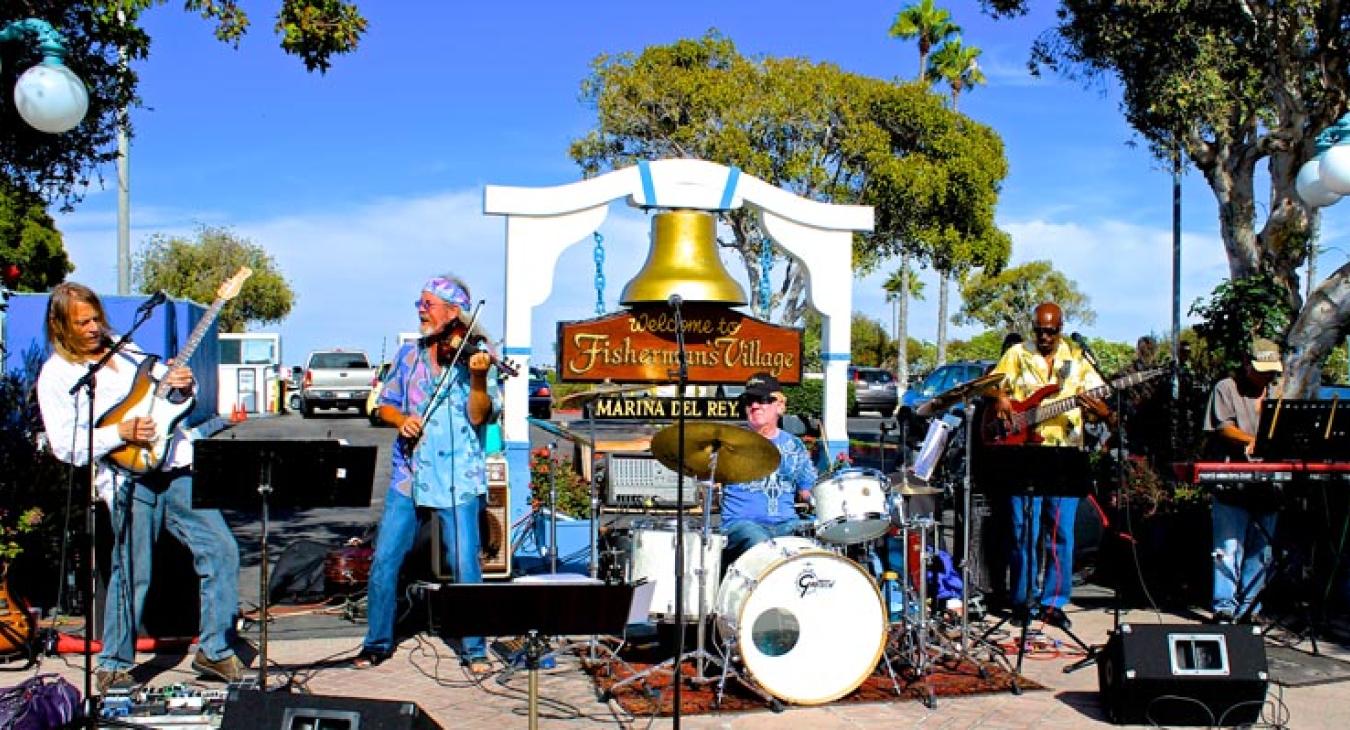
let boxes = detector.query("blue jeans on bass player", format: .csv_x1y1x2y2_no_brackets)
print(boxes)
1212,500,1277,618
364,489,485,659
100,469,240,671
1009,495,1078,610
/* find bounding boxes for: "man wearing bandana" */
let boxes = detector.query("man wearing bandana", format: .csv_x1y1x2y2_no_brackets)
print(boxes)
355,274,501,672
720,372,818,566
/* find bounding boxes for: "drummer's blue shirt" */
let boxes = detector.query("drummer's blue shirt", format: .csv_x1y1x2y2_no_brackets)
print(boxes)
721,430,817,527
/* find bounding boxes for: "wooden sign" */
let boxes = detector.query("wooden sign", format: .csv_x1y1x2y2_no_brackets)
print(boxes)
556,304,803,384
588,396,744,421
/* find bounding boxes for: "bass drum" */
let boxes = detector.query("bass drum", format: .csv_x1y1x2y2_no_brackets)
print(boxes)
715,537,885,705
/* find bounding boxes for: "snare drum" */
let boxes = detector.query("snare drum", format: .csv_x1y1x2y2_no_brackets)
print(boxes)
626,520,725,622
715,537,885,705
812,468,891,544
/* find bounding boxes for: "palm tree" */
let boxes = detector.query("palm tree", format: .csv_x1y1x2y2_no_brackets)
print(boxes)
928,38,986,365
883,265,926,391
888,0,959,389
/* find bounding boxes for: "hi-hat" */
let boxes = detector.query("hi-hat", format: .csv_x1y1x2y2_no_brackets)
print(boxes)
557,383,653,408
650,422,780,484
916,371,1007,417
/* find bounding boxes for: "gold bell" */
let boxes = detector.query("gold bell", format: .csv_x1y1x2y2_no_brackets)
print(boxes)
620,209,748,306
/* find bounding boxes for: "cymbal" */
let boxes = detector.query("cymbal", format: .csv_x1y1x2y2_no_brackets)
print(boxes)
557,383,652,408
887,472,943,496
916,371,1006,417
650,422,781,484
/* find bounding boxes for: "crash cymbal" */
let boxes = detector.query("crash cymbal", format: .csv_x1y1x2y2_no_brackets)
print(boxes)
650,422,781,484
916,371,1006,417
557,383,653,408
887,472,943,495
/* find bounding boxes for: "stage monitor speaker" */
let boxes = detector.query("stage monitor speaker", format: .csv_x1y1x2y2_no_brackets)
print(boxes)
222,689,444,730
429,456,510,579
1097,623,1269,726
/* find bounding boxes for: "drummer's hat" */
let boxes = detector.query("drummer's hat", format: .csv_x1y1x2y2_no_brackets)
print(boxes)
744,372,783,399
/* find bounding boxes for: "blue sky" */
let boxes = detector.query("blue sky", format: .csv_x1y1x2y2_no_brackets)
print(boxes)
50,0,1346,370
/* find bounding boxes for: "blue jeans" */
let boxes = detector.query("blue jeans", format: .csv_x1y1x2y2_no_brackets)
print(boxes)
1009,495,1078,610
1212,500,1277,616
722,519,805,568
100,469,240,671
364,489,485,659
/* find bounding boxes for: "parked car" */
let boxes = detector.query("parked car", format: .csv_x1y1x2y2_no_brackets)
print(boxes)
847,366,898,416
300,349,376,418
529,368,552,419
366,362,394,425
897,360,996,440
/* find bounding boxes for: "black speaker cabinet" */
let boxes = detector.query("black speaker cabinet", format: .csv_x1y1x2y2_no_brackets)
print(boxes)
222,690,444,730
1097,623,1269,726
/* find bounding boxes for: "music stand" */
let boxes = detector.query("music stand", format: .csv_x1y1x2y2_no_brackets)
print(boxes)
193,438,376,689
1254,399,1349,462
429,583,636,730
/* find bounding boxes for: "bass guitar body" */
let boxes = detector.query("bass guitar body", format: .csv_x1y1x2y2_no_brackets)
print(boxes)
99,355,195,474
981,384,1059,446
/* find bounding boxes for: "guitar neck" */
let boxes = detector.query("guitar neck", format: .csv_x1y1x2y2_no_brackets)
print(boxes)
152,296,226,398
1017,368,1165,430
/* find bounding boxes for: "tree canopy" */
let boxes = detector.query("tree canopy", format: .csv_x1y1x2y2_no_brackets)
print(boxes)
978,0,1350,395
955,259,1094,336
1,1,365,205
570,31,1010,324
0,182,71,291
134,225,293,332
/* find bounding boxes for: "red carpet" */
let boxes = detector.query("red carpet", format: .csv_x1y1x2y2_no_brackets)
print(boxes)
586,647,1041,716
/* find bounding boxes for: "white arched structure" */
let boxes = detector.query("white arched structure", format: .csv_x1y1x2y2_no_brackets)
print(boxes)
484,159,873,571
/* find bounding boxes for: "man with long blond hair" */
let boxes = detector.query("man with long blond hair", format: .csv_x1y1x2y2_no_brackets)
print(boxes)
36,282,243,692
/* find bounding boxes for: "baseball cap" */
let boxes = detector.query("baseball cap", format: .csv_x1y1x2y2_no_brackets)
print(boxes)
1250,337,1283,373
743,372,783,400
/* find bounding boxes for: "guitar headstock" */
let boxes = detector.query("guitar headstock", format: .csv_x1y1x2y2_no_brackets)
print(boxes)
217,267,253,302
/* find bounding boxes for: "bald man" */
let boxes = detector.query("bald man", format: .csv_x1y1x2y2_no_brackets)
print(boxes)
990,302,1113,629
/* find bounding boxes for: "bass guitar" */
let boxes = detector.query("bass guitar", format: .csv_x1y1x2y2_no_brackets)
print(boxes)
981,367,1167,446
101,268,253,473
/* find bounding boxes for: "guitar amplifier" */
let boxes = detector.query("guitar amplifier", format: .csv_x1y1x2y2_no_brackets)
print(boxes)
429,456,509,579
603,453,686,508
1098,623,1268,725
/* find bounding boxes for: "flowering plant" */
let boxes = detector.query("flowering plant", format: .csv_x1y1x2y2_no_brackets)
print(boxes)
527,447,592,518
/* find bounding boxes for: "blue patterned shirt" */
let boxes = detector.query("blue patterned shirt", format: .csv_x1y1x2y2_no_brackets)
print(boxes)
721,429,817,527
380,342,501,501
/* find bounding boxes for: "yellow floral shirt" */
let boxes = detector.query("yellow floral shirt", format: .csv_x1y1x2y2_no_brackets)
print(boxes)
991,340,1106,447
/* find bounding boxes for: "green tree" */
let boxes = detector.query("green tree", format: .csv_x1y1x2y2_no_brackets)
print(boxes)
1,1,366,205
978,1,1350,395
0,182,71,291
134,225,294,332
928,37,987,366
946,329,1006,362
888,0,961,388
571,32,1010,325
955,259,1094,336
850,312,893,368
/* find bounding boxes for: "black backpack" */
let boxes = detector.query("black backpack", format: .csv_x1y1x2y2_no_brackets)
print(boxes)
267,540,330,604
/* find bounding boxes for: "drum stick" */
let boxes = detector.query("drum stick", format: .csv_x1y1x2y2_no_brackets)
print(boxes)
1326,394,1339,440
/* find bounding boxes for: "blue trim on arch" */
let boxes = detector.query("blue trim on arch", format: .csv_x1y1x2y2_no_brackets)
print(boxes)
503,346,531,357
821,352,852,362
719,166,741,210
638,160,657,207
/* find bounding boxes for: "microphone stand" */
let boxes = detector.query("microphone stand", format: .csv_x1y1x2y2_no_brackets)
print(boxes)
68,302,161,727
669,295,688,728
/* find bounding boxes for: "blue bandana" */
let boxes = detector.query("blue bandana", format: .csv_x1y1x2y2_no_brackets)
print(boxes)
424,276,471,309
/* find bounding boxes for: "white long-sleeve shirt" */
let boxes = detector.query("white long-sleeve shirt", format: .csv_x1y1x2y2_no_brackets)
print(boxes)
37,345,193,503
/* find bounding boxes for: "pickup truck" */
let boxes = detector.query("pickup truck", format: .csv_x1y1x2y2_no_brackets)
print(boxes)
300,349,376,418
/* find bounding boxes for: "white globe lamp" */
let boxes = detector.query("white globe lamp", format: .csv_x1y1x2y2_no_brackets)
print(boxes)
1297,158,1342,208
13,62,89,134
1319,143,1350,195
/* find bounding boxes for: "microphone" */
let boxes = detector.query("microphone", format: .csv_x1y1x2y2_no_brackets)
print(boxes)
1070,332,1099,369
136,290,167,314
667,293,683,309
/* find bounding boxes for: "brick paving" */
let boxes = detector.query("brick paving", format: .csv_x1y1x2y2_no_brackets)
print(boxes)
30,602,1350,728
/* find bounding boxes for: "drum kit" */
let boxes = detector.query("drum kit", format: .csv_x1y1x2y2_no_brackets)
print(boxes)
594,412,1013,709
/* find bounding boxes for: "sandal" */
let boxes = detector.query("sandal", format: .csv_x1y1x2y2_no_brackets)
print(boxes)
352,648,392,670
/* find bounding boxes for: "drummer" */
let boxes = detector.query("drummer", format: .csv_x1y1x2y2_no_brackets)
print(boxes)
720,372,818,566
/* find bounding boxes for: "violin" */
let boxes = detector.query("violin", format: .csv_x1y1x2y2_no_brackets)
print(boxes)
427,319,519,378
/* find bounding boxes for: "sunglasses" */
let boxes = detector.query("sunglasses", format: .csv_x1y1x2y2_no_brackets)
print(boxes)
414,299,449,312
1032,326,1060,336
741,393,781,405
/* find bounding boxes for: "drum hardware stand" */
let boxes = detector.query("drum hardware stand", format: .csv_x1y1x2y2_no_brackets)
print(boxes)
711,634,783,712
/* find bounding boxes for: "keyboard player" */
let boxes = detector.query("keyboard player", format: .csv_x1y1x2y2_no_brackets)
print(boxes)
1202,337,1283,624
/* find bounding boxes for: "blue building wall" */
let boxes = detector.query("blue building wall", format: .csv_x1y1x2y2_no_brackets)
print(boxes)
2,292,219,428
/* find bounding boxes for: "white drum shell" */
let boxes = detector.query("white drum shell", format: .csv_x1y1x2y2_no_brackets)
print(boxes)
628,528,725,621
715,537,885,705
812,470,891,544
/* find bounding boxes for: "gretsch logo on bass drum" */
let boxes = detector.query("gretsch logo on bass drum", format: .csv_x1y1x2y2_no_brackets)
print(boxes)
796,569,835,598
